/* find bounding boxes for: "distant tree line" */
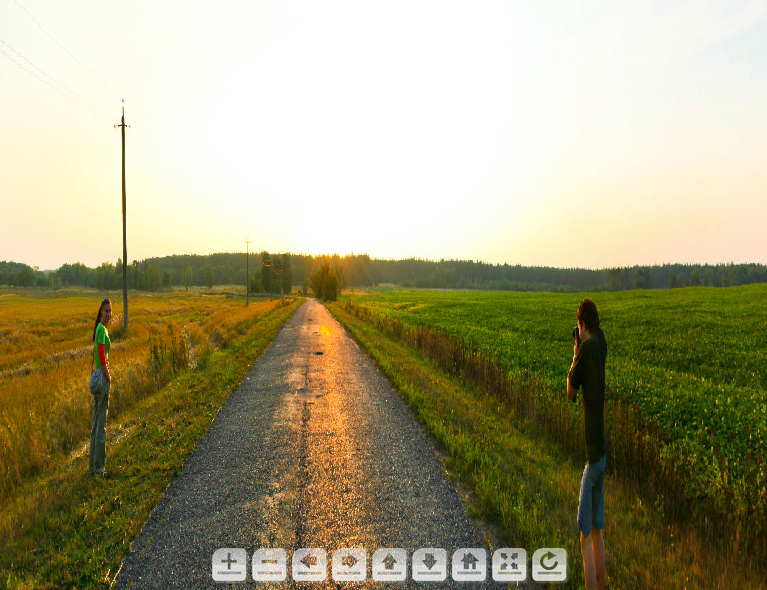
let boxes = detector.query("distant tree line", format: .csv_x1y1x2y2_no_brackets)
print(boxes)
2,257,766,293
0,253,294,294
368,259,767,292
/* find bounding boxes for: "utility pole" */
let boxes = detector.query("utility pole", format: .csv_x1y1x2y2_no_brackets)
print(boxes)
246,236,250,306
115,103,130,332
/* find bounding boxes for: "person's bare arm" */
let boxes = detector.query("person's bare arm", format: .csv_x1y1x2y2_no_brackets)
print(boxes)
567,340,578,401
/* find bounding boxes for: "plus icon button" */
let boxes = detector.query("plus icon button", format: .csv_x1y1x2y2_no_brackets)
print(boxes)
212,548,247,582
221,552,239,570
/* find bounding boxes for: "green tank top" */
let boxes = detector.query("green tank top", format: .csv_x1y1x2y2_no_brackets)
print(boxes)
93,323,111,369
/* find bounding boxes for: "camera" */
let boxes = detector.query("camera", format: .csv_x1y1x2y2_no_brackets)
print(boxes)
571,324,580,346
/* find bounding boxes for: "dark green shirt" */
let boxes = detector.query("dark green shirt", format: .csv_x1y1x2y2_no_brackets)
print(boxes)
569,328,607,463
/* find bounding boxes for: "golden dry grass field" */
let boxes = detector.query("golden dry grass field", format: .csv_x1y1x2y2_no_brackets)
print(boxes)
0,290,286,505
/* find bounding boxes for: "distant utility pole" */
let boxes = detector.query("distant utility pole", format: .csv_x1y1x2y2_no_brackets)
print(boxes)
246,235,250,306
115,103,129,332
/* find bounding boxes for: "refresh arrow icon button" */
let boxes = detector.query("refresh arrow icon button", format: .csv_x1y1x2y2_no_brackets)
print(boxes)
540,551,558,570
532,548,567,582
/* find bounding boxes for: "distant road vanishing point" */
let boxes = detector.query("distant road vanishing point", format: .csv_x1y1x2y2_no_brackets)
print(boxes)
115,298,505,589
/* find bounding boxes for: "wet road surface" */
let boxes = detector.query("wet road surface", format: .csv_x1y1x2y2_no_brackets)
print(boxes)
115,299,507,589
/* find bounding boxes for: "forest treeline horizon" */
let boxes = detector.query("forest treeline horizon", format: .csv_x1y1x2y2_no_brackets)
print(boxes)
2,255,766,293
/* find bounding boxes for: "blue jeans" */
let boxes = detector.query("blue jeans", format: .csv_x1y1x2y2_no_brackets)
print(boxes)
89,371,110,474
577,455,605,537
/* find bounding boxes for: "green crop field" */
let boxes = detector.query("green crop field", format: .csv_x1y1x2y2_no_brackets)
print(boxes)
341,284,767,559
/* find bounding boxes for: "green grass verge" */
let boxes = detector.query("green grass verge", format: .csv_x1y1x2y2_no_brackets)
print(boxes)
0,299,301,590
327,301,766,590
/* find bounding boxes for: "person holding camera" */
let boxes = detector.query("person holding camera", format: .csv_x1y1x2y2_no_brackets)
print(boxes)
567,298,607,590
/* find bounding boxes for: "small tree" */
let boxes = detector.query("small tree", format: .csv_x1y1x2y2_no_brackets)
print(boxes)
206,264,215,289
609,268,622,291
621,268,632,290
272,256,282,293
689,267,702,287
310,261,327,298
182,262,192,292
17,266,37,288
334,263,346,293
281,253,293,295
309,259,338,301
260,252,273,293
146,263,161,291
324,269,338,302
163,270,172,290
633,268,653,290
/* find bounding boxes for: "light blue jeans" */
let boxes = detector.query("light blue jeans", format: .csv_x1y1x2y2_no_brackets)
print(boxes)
577,455,606,537
89,369,110,474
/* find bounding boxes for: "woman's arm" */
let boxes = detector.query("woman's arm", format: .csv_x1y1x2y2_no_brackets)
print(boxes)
98,343,111,383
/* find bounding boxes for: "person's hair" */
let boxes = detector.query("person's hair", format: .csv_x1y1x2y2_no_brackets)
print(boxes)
577,298,600,333
92,298,111,342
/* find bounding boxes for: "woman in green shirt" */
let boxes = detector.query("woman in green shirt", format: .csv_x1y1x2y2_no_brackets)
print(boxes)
89,298,112,477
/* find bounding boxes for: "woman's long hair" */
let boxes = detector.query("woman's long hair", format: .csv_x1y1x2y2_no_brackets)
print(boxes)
92,298,111,342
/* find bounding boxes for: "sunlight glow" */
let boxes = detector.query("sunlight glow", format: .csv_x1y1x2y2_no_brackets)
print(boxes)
1,0,765,268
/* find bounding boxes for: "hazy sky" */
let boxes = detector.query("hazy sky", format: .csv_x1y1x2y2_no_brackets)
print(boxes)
1,0,765,270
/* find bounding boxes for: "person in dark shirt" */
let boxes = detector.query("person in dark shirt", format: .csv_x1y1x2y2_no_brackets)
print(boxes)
567,298,607,590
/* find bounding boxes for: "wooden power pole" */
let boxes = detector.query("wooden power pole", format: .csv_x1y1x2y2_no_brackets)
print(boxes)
116,104,129,331
246,235,250,306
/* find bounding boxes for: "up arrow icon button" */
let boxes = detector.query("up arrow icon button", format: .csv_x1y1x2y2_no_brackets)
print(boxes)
372,548,407,582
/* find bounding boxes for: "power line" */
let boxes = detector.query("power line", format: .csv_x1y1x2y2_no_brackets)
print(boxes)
8,0,123,102
128,130,281,275
0,40,232,241
129,131,236,241
0,40,112,124
0,39,248,251
0,40,112,119
255,251,284,277
0,45,282,271
110,113,282,278
127,136,235,241
1,6,279,267
130,121,237,235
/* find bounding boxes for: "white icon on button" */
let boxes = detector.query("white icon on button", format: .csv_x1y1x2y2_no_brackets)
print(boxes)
452,548,487,581
332,548,367,581
372,548,407,581
532,548,567,582
252,548,287,581
293,548,327,582
412,548,447,582
492,548,527,581
212,548,247,582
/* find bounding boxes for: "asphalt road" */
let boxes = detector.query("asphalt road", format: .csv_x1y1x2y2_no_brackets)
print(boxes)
115,298,509,589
